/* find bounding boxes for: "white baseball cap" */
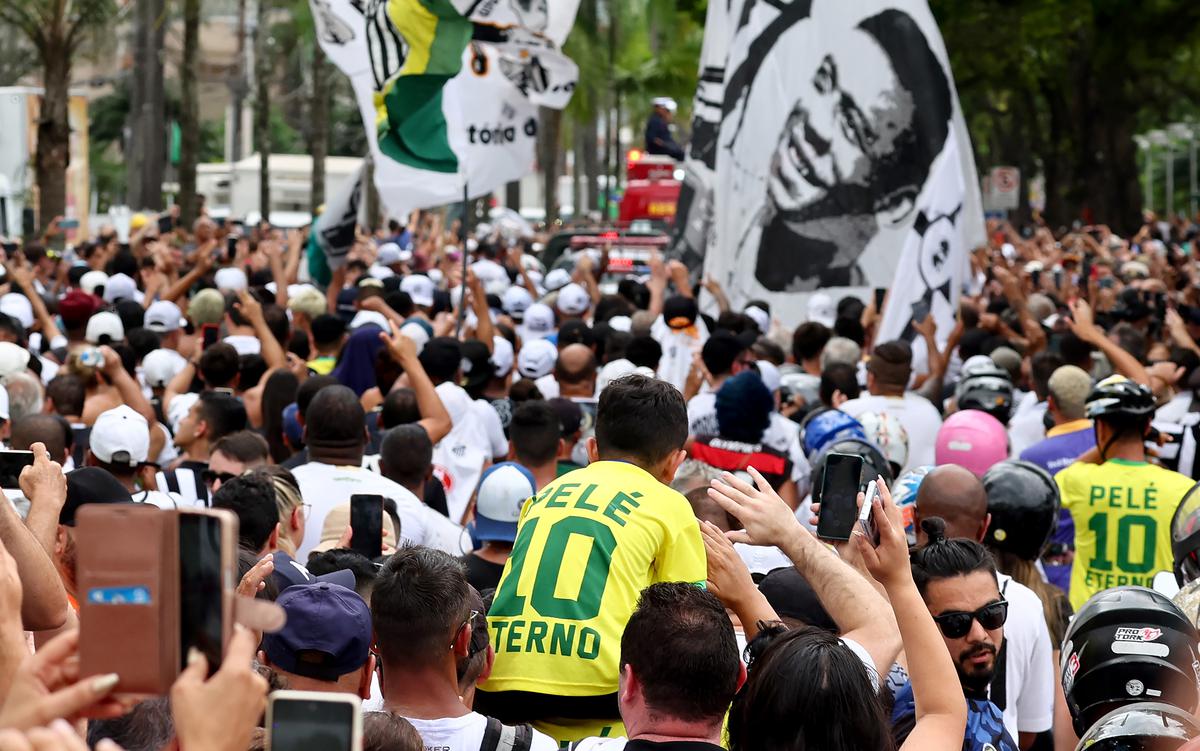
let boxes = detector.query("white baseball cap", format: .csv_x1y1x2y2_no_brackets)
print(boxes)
517,339,558,380
103,273,141,304
400,274,435,308
0,294,33,329
502,286,533,320
491,335,515,377
596,358,656,393
377,242,403,266
167,392,199,435
79,270,109,296
90,405,149,466
744,305,770,333
471,462,536,542
0,342,30,379
756,360,781,394
521,303,556,339
86,311,125,344
652,97,677,112
142,348,187,388
349,309,391,333
144,300,184,333
214,267,248,293
556,283,590,316
398,321,430,354
607,315,632,333
806,293,835,328
367,265,396,280
543,268,571,292
0,384,8,421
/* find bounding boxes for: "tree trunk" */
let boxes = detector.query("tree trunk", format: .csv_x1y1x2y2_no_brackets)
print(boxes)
364,153,379,232
505,180,520,211
255,0,271,220
310,42,329,212
178,0,201,226
583,112,599,217
144,0,166,210
539,106,562,225
35,45,71,233
126,0,148,206
230,0,249,162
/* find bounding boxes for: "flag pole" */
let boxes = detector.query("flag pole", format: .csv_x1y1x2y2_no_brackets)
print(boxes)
456,181,470,337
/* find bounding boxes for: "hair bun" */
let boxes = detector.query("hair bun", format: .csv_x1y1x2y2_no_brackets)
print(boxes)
920,516,947,544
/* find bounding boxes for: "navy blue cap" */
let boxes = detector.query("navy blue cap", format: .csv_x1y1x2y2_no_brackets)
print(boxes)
261,582,372,681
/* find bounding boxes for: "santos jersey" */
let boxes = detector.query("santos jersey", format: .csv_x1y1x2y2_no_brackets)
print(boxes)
482,460,706,698
1057,458,1196,609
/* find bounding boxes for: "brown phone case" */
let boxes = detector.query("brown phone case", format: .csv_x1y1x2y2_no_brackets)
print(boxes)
77,505,180,695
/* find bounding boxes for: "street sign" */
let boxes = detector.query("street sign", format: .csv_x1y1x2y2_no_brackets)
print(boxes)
990,166,1020,210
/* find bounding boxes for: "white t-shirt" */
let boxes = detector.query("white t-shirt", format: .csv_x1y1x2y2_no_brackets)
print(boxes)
291,462,463,557
473,399,509,459
534,374,559,399
1157,390,1194,424
223,334,261,356
433,383,491,524
734,543,792,575
650,315,709,392
996,573,1055,738
840,393,943,471
403,712,558,751
1008,398,1047,459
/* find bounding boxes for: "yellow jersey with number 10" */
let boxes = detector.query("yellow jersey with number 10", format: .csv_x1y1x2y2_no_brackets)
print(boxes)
1056,458,1196,610
482,460,707,697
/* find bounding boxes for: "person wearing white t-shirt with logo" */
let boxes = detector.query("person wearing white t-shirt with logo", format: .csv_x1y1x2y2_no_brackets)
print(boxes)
291,383,462,557
840,340,942,472
373,546,558,751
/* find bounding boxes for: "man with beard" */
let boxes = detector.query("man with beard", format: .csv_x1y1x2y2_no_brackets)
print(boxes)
721,6,952,292
894,517,1018,751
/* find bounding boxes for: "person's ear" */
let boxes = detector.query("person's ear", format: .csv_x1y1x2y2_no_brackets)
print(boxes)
358,655,376,700
586,436,599,463
506,441,517,462
290,506,304,532
55,525,69,556
479,644,495,683
875,189,918,227
195,419,208,440
978,512,991,543
619,663,638,706
267,524,281,552
735,660,748,692
257,649,270,666
557,438,566,459
662,448,687,483
452,622,471,658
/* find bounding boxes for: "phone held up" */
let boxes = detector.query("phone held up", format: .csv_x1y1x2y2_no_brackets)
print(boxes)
349,494,384,560
267,691,362,751
816,452,864,542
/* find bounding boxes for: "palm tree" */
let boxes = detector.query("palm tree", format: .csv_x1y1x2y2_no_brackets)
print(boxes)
0,0,119,231
178,0,202,225
254,0,271,218
126,0,168,209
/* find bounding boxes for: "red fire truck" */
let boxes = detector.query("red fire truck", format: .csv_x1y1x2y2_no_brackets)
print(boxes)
617,150,680,226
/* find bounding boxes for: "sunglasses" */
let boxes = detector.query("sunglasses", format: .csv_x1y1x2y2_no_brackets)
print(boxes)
202,469,237,487
932,600,1009,639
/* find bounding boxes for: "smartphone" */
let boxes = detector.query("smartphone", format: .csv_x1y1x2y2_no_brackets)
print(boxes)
226,235,239,262
178,509,236,676
0,450,34,488
858,480,879,545
59,218,80,230
201,323,220,349
349,495,384,560
816,452,864,542
873,288,886,311
1031,269,1041,289
1,241,18,254
267,691,362,751
158,214,174,234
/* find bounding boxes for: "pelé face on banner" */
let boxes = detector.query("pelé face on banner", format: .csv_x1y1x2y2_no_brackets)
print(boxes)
739,8,952,292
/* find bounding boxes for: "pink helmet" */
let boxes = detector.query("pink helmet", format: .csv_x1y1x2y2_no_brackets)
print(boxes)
935,409,1009,478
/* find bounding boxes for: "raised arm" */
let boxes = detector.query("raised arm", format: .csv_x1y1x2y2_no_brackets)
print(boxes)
234,289,286,370
700,520,778,641
707,467,901,681
466,271,495,352
7,263,63,346
1,445,68,631
1068,298,1150,386
162,242,215,304
855,480,968,751
380,328,452,445
98,345,157,425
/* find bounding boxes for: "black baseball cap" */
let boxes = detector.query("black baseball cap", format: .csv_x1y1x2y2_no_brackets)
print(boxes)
60,467,135,526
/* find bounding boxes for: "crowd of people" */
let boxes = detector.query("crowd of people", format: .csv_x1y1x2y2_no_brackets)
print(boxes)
1,207,1200,751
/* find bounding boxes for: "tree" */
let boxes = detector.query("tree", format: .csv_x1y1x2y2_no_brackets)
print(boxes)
254,0,272,218
178,0,201,226
126,0,167,210
310,43,329,212
0,0,119,231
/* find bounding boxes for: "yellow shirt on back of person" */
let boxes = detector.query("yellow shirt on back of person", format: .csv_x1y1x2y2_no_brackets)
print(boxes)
1057,458,1195,610
483,460,706,697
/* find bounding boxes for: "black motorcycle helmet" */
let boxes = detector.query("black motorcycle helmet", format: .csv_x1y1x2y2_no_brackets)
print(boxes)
1087,377,1157,461
1171,483,1200,587
982,460,1061,561
957,365,1015,425
810,438,894,505
1061,587,1200,735
1073,702,1200,751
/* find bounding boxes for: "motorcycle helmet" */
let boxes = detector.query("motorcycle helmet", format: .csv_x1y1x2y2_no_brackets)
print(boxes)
935,410,1009,478
1073,702,1200,751
1061,587,1200,735
956,363,1015,425
1171,483,1200,587
982,460,1061,561
800,408,866,460
810,438,893,506
892,465,934,544
857,411,909,477
1087,376,1157,421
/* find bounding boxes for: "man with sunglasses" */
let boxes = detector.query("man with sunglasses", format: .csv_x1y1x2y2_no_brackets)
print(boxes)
372,546,557,751
893,517,1019,751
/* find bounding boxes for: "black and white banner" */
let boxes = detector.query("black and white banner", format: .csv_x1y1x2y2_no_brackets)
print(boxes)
677,0,984,338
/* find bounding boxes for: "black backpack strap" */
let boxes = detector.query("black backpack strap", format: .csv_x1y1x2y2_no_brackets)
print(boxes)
991,638,1008,712
480,716,504,751
480,718,534,751
191,469,208,506
163,469,181,495
509,723,534,751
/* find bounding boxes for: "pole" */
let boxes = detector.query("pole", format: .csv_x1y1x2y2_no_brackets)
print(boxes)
1167,146,1175,218
1146,146,1154,214
1190,132,1197,219
456,182,470,337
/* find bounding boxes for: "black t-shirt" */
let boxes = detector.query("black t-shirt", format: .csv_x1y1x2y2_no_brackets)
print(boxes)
462,553,506,593
624,741,724,751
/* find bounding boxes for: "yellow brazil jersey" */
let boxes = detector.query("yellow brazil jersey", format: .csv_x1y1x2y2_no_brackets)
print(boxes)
482,460,706,698
1057,458,1196,610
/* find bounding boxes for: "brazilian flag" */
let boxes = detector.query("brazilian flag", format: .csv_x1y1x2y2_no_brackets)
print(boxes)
379,0,473,174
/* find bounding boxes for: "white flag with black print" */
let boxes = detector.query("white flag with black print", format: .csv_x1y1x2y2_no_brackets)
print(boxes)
681,0,984,325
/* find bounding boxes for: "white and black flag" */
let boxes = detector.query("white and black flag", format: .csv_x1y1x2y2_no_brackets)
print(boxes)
676,0,984,341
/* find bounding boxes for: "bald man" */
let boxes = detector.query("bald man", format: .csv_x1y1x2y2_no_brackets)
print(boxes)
555,344,598,400
913,464,990,545
911,464,1055,749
